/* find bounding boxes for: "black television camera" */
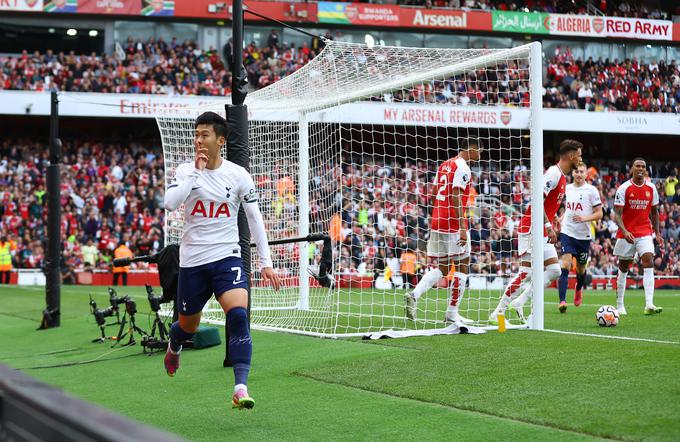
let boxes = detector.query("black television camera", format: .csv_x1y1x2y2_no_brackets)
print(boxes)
89,296,115,327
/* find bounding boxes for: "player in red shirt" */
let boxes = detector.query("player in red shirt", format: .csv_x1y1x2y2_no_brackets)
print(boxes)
490,139,583,324
613,158,663,315
405,139,482,325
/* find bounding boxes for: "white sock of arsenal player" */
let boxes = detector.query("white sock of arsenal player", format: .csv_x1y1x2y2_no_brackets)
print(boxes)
411,268,443,300
445,272,472,324
616,270,628,315
643,267,656,309
490,266,531,321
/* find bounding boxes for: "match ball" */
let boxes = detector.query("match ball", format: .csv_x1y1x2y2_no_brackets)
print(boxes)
596,305,619,327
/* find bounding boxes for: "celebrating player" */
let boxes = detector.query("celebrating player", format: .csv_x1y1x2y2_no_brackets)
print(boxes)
490,139,583,324
557,161,603,312
613,158,663,315
163,111,281,410
405,138,482,325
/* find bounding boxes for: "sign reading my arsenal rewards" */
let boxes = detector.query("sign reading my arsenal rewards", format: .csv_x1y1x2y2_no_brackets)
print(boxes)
0,0,43,10
78,0,140,14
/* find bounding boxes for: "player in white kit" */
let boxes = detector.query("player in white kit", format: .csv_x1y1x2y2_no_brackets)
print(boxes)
557,162,602,312
163,111,281,410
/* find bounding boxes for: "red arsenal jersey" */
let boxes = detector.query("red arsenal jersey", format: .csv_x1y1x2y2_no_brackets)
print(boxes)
431,156,472,233
518,165,566,235
614,180,659,238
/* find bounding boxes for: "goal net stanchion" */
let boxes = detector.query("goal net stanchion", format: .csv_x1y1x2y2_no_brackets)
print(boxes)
157,40,544,337
529,42,545,330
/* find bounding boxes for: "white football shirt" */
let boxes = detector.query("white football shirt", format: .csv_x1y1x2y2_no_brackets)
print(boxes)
165,159,272,269
561,183,601,240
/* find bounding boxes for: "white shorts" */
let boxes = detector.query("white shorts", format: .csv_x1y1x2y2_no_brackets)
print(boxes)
613,236,655,260
427,230,471,260
518,233,558,261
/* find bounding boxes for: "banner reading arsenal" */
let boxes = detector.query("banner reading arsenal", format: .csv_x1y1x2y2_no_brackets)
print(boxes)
403,9,490,31
77,0,139,14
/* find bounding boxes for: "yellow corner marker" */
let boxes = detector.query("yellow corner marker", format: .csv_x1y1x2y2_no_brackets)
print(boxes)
498,313,506,333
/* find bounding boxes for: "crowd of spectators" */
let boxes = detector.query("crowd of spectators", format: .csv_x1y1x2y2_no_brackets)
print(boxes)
3,38,678,114
335,156,680,282
544,46,680,113
0,138,165,282
1,136,678,285
0,34,320,96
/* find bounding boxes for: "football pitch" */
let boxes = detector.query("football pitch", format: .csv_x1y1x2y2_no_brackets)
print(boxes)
1,285,679,441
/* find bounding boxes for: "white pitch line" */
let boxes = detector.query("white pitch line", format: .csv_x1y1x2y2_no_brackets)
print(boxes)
543,328,680,345
544,301,679,310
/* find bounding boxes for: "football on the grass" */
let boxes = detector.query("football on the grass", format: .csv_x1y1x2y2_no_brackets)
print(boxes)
596,305,619,327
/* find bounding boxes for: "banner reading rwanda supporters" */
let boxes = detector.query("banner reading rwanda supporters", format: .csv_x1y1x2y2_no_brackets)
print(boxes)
492,11,548,34
318,2,399,26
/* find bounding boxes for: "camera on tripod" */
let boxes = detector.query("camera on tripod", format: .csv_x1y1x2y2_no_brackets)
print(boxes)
146,284,164,313
89,296,115,327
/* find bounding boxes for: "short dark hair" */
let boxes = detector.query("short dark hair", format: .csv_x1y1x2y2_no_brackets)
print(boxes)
195,111,229,139
632,157,646,165
461,138,483,151
559,139,583,156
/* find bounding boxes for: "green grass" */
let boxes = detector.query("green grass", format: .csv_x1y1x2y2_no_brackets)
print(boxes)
1,285,679,441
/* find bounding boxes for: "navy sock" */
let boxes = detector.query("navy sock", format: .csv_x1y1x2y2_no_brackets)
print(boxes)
227,307,252,386
169,321,194,352
576,272,586,290
558,268,569,303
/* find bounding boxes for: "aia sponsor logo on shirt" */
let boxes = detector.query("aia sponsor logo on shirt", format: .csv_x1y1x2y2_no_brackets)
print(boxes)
566,201,583,211
190,201,231,218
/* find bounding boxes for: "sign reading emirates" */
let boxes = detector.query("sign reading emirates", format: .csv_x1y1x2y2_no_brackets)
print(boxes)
545,13,672,41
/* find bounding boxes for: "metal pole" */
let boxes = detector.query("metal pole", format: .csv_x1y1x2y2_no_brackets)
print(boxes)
225,0,248,366
297,113,310,310
529,42,544,330
41,91,62,329
232,0,245,106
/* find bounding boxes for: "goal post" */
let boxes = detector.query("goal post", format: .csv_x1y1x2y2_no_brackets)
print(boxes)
156,40,544,337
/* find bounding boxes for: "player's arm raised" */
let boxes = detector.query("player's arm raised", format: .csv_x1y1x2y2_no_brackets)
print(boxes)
164,164,200,211
241,171,281,291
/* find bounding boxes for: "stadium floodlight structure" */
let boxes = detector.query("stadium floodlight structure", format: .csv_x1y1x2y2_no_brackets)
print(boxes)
157,40,544,337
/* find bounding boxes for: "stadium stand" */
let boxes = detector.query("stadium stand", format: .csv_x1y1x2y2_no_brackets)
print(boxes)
2,138,677,281
2,41,678,113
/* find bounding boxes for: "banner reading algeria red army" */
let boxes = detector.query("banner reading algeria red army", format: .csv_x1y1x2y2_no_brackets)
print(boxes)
545,13,672,41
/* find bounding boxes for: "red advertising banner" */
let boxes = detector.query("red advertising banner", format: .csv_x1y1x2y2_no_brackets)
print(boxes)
174,0,317,22
77,0,139,14
673,22,680,42
400,8,491,31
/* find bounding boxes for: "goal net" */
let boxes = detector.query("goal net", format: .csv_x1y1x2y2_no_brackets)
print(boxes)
156,40,544,337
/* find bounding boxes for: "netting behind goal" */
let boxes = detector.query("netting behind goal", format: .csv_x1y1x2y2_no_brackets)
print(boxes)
157,40,543,337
